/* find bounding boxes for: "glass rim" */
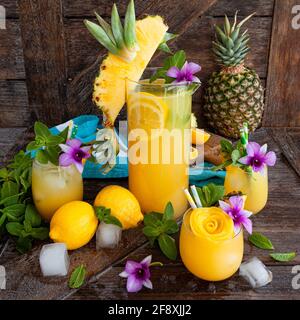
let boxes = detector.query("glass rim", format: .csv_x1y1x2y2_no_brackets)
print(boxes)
182,208,243,242
126,67,201,88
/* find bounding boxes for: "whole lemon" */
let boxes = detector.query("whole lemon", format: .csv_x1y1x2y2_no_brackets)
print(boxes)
50,201,98,250
94,185,143,230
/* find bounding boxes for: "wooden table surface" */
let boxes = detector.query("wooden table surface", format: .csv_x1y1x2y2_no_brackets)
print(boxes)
0,127,299,300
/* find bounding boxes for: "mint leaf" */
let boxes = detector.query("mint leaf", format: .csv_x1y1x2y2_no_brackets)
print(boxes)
270,252,296,262
231,149,241,163
248,232,274,250
143,226,161,238
0,213,6,227
158,42,172,54
143,213,162,228
104,215,122,228
163,202,174,222
69,265,86,289
26,141,42,151
25,204,41,228
3,203,26,222
1,181,19,205
196,183,225,207
34,122,51,139
220,139,233,155
94,206,122,228
158,233,177,260
46,135,64,147
30,227,49,240
168,50,186,69
163,220,179,234
6,222,24,237
36,150,49,164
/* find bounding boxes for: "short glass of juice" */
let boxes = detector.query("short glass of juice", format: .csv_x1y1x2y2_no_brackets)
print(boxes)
180,208,244,281
224,165,268,214
126,72,200,219
32,160,83,221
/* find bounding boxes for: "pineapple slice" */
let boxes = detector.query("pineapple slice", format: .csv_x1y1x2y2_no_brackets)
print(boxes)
93,16,168,126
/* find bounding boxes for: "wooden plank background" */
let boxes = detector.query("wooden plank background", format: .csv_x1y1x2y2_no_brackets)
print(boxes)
0,0,299,128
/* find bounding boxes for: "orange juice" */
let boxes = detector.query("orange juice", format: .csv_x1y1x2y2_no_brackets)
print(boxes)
224,165,268,214
127,79,197,218
180,208,243,281
32,160,83,221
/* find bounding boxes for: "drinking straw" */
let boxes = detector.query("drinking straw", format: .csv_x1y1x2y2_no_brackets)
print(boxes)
184,188,197,209
191,185,202,208
240,122,248,149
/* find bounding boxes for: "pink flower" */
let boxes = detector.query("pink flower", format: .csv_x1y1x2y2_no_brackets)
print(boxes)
119,255,153,293
219,196,253,234
238,142,276,174
166,61,201,84
59,139,91,174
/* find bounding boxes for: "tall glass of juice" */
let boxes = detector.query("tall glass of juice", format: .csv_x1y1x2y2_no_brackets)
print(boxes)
126,74,200,219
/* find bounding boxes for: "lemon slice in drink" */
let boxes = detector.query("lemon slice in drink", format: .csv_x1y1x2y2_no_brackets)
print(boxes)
128,92,168,137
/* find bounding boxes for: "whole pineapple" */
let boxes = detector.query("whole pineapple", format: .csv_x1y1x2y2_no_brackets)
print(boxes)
203,13,264,138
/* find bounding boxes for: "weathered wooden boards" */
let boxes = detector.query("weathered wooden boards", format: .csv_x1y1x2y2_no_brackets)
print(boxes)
0,128,300,300
264,0,300,127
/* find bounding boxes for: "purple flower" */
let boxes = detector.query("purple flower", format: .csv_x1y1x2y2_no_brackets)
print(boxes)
119,255,153,293
59,139,91,174
238,142,276,174
219,196,253,234
166,61,201,84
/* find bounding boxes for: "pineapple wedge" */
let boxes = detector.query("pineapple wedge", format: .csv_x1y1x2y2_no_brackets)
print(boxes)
93,16,168,126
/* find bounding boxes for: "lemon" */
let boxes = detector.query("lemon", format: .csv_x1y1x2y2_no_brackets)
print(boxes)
94,185,143,230
128,92,168,135
50,201,98,250
191,128,211,145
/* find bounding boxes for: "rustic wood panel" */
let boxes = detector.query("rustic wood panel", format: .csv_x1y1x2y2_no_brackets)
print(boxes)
0,80,30,127
18,0,68,126
207,0,275,16
63,0,275,17
66,0,217,120
0,127,27,164
0,21,25,79
0,0,19,18
264,0,300,127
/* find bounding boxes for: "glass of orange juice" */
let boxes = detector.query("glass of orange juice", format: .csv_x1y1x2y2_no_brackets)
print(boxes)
32,160,83,221
224,165,268,214
126,74,200,219
180,208,244,281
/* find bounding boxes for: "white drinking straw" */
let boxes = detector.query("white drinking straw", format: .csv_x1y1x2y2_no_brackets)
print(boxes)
184,188,197,209
191,185,202,208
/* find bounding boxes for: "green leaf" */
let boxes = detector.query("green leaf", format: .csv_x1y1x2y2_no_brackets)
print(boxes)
16,237,32,254
58,127,69,143
6,222,24,237
46,135,64,147
196,183,225,207
158,43,172,54
168,50,186,69
0,168,9,179
36,150,49,164
69,265,87,289
26,141,42,151
104,215,122,228
163,220,179,235
34,122,51,139
158,233,177,261
163,202,174,222
231,149,241,163
270,252,296,262
25,204,41,227
30,227,49,240
3,204,26,222
149,69,167,83
248,232,274,250
1,181,19,205
220,139,233,155
44,146,59,166
0,213,7,227
144,212,162,228
24,220,32,233
143,226,161,238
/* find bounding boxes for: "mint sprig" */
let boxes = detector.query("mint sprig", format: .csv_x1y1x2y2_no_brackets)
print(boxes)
195,183,225,207
150,50,186,83
26,122,68,166
143,202,179,261
158,32,177,54
95,206,123,228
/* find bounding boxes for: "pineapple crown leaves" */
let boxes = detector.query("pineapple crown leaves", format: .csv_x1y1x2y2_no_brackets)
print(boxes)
213,11,255,67
84,0,139,63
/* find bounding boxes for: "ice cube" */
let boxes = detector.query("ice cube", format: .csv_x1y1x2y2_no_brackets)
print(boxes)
239,257,273,288
96,222,122,250
0,266,6,290
39,243,69,277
